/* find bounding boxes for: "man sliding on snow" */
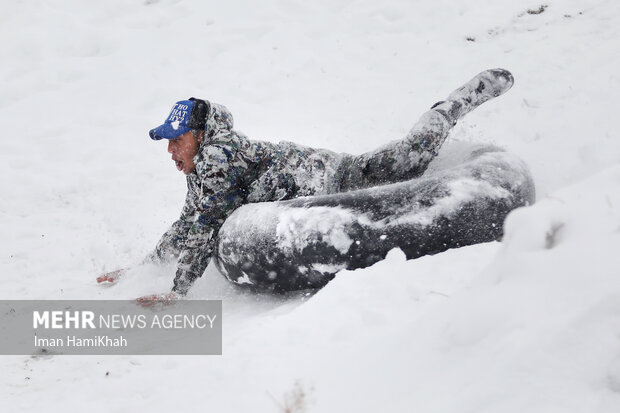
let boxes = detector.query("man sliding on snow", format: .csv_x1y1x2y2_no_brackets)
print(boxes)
98,69,533,304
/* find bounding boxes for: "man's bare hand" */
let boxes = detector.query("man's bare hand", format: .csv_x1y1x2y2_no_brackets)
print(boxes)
96,268,127,284
136,292,180,307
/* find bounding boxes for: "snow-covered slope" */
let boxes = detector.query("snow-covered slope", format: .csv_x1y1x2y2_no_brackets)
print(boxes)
1,0,619,411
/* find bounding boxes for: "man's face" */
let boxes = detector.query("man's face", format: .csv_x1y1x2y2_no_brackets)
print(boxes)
167,131,202,174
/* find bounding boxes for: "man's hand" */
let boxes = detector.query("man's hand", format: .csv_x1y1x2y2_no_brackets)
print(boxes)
136,292,180,307
96,268,127,284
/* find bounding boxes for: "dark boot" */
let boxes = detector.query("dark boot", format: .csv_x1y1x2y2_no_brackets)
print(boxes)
430,68,514,124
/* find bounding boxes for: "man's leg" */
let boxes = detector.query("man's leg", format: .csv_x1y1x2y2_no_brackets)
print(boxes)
336,68,514,192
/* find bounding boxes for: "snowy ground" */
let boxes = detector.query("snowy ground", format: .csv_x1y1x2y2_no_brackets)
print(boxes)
1,0,619,411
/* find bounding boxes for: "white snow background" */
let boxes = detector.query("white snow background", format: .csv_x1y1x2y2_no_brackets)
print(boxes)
1,0,620,411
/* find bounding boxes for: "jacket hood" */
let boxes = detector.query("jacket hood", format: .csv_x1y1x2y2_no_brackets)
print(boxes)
204,101,234,143
191,100,235,180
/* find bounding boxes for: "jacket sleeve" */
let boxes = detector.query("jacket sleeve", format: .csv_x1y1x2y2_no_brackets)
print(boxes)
143,182,198,265
172,140,250,295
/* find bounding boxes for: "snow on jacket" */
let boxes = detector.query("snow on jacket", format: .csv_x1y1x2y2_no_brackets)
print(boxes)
145,101,344,294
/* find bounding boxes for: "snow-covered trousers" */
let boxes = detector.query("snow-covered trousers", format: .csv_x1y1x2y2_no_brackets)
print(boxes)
212,69,536,292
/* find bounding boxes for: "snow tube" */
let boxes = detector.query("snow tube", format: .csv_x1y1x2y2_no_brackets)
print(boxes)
213,142,535,292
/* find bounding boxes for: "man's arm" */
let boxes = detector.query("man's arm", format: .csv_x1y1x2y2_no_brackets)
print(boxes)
171,141,250,295
143,182,198,265
98,183,197,286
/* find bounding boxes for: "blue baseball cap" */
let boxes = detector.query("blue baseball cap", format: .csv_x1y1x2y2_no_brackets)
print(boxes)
149,99,209,140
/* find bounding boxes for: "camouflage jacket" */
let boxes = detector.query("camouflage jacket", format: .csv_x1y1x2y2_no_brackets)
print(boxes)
145,101,344,294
